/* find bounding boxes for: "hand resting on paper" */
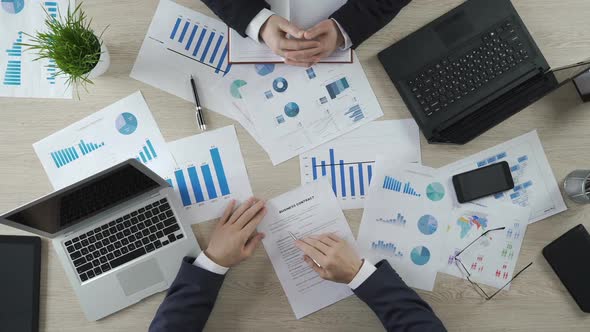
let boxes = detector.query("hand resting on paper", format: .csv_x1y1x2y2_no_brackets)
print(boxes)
260,15,322,67
204,198,267,268
295,233,363,283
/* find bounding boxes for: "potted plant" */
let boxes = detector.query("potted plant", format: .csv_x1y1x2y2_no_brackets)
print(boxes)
22,3,109,91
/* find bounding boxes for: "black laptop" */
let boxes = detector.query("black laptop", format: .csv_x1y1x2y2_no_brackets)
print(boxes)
379,0,590,144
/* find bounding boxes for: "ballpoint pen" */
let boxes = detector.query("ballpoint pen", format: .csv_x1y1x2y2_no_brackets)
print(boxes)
288,231,321,267
190,75,207,131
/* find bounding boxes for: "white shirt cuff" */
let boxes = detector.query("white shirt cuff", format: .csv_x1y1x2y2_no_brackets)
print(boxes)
245,8,275,43
193,252,229,275
347,259,377,290
331,19,353,50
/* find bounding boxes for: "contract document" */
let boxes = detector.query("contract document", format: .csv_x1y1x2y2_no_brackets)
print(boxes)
257,180,354,319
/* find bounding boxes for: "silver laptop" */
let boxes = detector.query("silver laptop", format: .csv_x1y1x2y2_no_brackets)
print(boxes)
0,159,200,321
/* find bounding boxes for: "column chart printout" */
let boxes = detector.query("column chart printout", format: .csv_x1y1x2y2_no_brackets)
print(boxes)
257,180,355,319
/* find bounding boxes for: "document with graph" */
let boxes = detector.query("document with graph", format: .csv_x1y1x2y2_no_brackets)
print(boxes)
33,91,176,189
357,161,452,291
299,120,421,209
0,0,73,98
439,130,567,224
239,53,384,165
131,0,235,119
166,126,253,224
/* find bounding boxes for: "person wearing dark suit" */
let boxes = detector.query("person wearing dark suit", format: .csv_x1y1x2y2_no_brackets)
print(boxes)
200,0,412,67
149,198,447,332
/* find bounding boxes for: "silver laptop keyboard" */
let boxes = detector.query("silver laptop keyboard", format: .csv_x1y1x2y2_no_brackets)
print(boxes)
64,198,184,282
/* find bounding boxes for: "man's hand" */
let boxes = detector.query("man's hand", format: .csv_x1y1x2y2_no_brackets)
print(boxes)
295,234,362,284
283,19,345,67
260,15,322,67
204,198,267,268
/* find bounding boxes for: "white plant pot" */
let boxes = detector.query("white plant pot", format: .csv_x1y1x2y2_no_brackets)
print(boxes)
87,42,110,79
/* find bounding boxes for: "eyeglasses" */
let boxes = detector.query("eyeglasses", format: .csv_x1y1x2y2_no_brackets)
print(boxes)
453,227,533,300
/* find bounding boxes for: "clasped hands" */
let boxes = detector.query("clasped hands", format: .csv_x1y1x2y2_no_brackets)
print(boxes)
260,15,345,68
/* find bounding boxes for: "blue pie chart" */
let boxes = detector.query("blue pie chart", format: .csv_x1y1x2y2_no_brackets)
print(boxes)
410,246,431,266
2,0,25,14
417,215,438,235
255,64,275,76
284,102,300,118
273,77,288,93
116,112,138,135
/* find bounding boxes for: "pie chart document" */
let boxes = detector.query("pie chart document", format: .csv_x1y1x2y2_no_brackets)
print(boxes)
240,52,384,165
33,92,177,190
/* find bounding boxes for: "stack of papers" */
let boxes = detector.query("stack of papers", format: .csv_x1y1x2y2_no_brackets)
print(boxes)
357,161,531,291
34,92,254,224
356,130,567,291
299,119,422,210
131,0,383,165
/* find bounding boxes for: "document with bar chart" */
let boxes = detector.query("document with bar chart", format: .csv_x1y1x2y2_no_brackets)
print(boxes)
166,126,253,224
299,120,421,209
131,0,239,119
0,0,72,98
240,52,384,165
34,91,176,189
357,162,453,291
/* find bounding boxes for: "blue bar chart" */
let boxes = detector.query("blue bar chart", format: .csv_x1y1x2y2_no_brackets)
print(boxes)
345,104,365,123
51,140,105,168
376,213,407,226
44,1,58,19
168,147,231,207
169,16,231,76
325,77,350,99
46,59,57,85
383,176,421,197
3,31,23,86
136,139,158,164
309,148,373,200
371,241,404,257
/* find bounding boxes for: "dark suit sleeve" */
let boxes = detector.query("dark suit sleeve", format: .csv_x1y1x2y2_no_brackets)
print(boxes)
200,0,271,37
353,260,447,332
331,0,412,48
149,257,225,332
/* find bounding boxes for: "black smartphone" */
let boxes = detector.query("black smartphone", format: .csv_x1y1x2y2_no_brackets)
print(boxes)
452,161,515,203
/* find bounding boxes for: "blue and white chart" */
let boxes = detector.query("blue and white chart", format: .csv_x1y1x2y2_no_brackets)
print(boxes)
167,126,253,224
240,53,384,165
0,0,72,98
34,91,176,189
357,162,452,291
300,120,421,209
131,0,237,120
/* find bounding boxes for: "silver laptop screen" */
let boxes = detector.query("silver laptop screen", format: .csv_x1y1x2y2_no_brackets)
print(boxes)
4,165,159,234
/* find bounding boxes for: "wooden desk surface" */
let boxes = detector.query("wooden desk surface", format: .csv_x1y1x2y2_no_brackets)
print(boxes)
2,0,590,331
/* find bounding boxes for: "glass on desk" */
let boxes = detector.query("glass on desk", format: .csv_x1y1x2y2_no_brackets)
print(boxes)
453,227,533,300
564,170,590,204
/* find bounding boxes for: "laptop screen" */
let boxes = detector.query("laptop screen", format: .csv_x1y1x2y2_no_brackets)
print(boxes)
4,164,160,234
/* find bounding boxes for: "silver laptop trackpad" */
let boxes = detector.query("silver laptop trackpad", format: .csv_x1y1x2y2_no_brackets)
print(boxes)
116,259,165,296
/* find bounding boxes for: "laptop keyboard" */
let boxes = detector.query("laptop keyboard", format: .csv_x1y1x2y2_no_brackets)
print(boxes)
63,198,185,283
408,20,530,117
